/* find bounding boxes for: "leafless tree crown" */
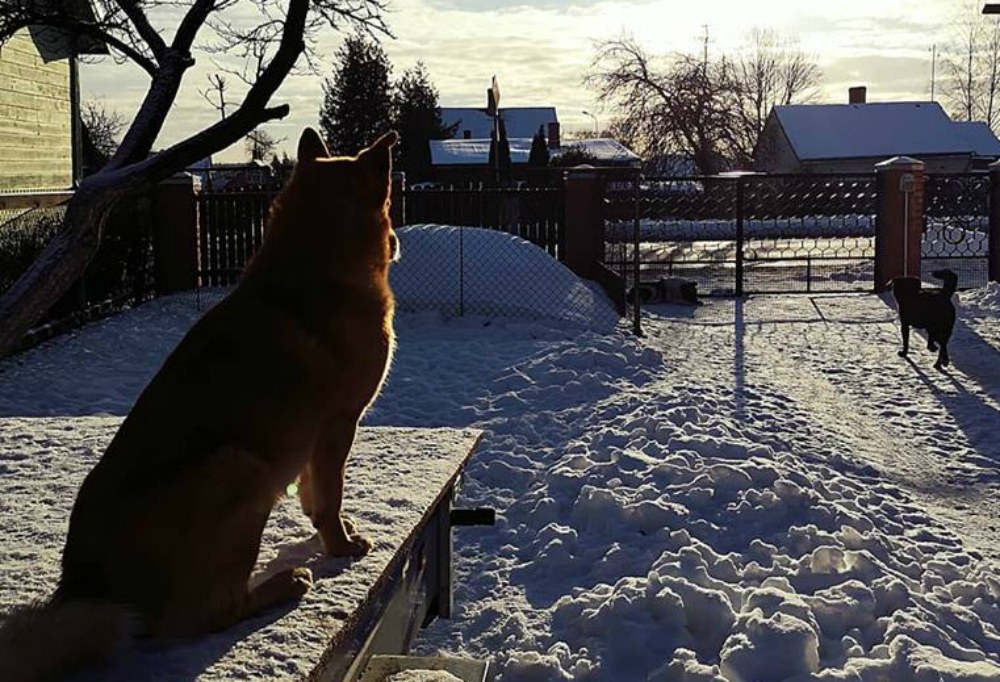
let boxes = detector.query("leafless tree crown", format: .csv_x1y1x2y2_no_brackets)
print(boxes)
588,29,820,173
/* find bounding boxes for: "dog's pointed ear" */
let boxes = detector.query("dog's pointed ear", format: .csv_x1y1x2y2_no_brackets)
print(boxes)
357,131,398,201
358,131,398,177
297,128,329,164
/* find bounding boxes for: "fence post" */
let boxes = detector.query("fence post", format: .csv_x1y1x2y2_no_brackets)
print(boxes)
153,172,201,294
391,171,406,227
874,156,924,291
735,177,745,297
989,160,1000,283
563,169,604,280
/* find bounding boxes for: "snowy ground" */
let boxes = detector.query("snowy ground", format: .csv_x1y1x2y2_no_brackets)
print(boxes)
2,278,1000,680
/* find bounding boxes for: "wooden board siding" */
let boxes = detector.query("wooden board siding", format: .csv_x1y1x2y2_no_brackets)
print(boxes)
0,28,74,193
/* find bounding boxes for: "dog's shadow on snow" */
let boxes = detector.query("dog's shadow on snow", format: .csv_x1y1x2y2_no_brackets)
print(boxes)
901,328,1000,467
69,535,352,682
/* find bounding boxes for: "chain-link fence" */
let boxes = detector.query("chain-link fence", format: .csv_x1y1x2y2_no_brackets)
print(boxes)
923,173,989,288
399,184,619,329
1,194,156,350
391,224,620,330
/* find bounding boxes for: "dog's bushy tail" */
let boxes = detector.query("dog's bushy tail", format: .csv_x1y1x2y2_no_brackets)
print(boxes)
932,269,959,297
0,597,130,682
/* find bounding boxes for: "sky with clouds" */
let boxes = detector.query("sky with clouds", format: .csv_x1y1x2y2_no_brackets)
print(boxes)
80,0,967,161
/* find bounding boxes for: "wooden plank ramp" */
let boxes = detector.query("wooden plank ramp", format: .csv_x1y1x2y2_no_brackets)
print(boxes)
0,422,482,682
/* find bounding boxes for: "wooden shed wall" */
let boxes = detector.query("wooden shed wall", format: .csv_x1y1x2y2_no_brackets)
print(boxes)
0,28,74,193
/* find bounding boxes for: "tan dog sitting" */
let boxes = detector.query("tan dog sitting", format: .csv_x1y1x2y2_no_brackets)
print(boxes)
0,128,400,682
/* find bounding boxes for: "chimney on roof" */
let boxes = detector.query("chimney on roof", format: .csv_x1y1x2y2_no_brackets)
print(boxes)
547,121,560,149
849,87,867,104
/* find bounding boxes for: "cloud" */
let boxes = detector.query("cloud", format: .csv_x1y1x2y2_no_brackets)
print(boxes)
77,0,963,162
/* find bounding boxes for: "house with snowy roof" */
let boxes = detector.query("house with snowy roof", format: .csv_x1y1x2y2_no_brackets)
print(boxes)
431,106,639,183
754,88,1000,174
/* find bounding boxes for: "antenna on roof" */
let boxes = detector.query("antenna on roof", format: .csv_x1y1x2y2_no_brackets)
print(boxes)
930,44,937,102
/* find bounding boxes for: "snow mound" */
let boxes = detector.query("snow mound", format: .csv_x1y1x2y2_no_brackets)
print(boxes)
959,281,1000,317
392,225,619,332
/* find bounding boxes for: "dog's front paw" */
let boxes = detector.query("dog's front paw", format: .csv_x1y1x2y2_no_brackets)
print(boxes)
898,350,908,357
322,532,372,557
317,517,373,557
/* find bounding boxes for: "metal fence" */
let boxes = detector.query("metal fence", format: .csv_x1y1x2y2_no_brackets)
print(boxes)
1,194,156,349
397,185,618,327
197,189,276,286
923,173,990,288
192,185,618,329
604,173,879,297
392,223,620,329
402,185,566,259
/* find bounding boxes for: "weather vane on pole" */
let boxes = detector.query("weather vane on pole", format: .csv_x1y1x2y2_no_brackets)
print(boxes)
486,75,501,184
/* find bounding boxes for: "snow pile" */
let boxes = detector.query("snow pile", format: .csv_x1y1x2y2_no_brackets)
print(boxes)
959,282,1000,317
533,448,1000,682
392,225,618,331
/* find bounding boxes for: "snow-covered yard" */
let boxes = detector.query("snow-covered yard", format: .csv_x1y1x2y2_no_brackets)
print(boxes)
2,266,1000,680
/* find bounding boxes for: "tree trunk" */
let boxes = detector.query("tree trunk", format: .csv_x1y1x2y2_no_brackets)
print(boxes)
0,174,124,357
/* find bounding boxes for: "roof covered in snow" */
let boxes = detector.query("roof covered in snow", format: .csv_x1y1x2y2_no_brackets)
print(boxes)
772,102,1000,160
430,137,639,166
954,121,1000,156
442,107,558,139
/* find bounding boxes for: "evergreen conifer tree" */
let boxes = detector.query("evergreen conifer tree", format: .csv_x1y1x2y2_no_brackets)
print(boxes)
319,35,393,156
391,63,455,181
528,126,550,167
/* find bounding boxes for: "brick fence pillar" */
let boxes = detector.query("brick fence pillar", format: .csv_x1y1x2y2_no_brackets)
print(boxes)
874,156,924,290
390,171,406,227
563,169,604,279
989,160,1000,283
153,173,201,294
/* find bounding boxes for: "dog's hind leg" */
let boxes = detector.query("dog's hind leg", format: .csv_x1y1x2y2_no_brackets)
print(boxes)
935,342,950,370
241,568,313,620
928,339,938,352
181,567,313,636
899,324,910,357
297,463,316,521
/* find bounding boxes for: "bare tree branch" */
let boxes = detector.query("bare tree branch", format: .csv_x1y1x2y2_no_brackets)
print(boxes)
115,0,167,60
589,29,819,172
0,0,391,356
